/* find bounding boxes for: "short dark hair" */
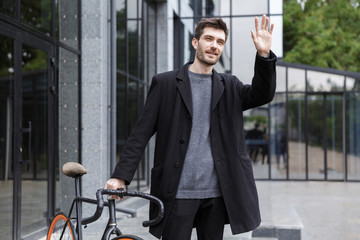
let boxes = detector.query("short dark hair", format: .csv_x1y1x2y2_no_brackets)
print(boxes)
194,18,229,42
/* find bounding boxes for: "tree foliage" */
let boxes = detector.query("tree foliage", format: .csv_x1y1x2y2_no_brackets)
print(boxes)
283,0,360,72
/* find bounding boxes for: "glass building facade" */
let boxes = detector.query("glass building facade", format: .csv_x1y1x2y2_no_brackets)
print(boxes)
1,0,360,239
0,0,80,238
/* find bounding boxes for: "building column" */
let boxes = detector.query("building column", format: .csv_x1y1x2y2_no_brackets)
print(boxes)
80,0,111,233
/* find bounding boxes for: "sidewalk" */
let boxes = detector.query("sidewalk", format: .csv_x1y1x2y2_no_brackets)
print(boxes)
46,181,360,240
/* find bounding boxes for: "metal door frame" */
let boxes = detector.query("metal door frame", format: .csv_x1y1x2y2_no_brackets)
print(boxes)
0,23,56,240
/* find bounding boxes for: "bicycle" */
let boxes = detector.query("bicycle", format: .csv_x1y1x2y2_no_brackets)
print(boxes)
47,162,164,240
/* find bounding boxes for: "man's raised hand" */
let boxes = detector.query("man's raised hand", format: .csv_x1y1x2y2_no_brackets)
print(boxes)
251,15,274,58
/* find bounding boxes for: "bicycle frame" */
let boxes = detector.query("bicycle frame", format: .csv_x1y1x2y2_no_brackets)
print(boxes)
52,162,164,240
63,177,122,240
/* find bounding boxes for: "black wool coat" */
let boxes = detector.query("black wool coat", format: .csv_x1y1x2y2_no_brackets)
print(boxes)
112,51,277,238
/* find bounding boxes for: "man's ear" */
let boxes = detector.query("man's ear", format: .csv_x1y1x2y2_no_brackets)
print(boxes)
191,38,198,50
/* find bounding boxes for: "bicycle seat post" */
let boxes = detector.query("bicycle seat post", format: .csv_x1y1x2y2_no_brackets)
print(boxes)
75,176,83,239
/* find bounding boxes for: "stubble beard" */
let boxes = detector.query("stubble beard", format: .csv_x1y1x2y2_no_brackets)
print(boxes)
196,45,220,66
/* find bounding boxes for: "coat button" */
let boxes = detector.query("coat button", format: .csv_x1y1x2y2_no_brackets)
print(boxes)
174,162,180,168
186,114,191,119
167,188,172,194
179,138,185,143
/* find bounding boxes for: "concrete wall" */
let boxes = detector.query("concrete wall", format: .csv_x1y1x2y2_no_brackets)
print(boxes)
80,0,111,231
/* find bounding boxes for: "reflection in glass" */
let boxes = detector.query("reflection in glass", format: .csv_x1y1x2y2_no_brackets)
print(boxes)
346,76,360,91
232,0,267,15
287,94,306,179
276,66,286,92
57,0,79,49
326,95,343,180
214,17,231,74
21,44,48,237
128,20,139,77
21,0,52,35
218,0,230,16
117,0,126,71
116,73,126,155
0,34,14,240
270,94,287,179
0,0,15,17
307,94,324,179
244,105,269,180
231,17,258,84
346,93,360,180
307,71,345,92
288,68,305,92
127,0,137,19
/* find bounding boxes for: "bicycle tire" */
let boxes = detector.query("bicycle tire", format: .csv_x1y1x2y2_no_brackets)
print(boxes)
47,213,76,240
112,234,143,240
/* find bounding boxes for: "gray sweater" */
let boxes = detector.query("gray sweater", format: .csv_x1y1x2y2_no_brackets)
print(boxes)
175,69,222,199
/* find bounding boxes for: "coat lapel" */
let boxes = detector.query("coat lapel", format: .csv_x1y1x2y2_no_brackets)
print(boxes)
176,63,193,117
176,63,224,116
211,70,224,111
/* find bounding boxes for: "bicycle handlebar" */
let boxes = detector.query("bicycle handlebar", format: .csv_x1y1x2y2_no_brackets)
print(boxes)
81,189,164,228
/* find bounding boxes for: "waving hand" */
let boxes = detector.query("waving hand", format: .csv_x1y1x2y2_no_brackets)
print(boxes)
251,15,274,57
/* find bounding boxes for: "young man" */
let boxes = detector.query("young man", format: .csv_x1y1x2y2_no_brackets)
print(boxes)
105,16,276,239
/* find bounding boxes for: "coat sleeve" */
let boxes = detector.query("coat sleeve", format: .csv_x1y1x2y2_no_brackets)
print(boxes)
239,50,277,111
111,76,161,184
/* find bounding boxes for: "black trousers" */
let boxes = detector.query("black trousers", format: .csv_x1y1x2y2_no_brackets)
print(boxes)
162,197,228,240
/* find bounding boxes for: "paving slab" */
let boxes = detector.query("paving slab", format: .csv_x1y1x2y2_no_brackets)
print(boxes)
39,181,360,240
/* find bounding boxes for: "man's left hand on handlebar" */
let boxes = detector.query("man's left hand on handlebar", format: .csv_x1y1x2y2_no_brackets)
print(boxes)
104,178,126,199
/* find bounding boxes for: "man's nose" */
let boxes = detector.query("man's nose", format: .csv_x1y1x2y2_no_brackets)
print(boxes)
210,41,219,49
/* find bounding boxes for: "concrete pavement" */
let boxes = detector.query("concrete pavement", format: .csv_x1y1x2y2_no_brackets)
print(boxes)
41,181,360,240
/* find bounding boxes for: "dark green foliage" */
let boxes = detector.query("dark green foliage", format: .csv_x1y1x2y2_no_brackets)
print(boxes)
283,0,360,72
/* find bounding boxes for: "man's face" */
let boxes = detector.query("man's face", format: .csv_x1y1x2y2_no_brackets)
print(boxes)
193,27,226,66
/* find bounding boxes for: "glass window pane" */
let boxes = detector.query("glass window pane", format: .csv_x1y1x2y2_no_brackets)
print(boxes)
270,0,283,14
0,34,14,240
218,0,230,16
185,0,197,18
21,0,52,35
0,0,15,17
326,95,343,180
270,94,287,179
58,47,79,211
346,92,360,181
346,76,360,91
128,20,138,77
179,18,194,65
232,0,267,15
288,93,306,180
116,73,126,155
127,0,137,19
21,44,49,237
307,71,345,92
232,17,258,85
270,15,283,58
244,105,270,179
214,17,231,74
288,68,305,92
276,66,286,92
117,0,126,71
57,0,79,49
307,94,324,180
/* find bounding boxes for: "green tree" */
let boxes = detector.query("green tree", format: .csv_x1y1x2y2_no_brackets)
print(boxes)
283,0,360,72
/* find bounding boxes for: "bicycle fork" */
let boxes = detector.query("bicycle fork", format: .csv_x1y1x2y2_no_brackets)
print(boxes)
101,199,122,240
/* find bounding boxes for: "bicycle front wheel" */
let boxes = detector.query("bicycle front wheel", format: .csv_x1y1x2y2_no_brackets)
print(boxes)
47,213,76,240
112,235,143,240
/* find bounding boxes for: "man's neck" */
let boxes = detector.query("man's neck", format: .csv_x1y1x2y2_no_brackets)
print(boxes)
189,59,214,74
